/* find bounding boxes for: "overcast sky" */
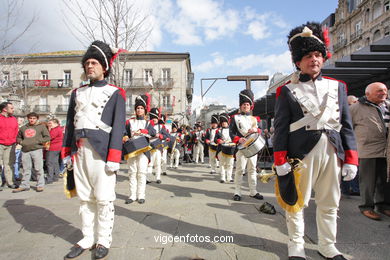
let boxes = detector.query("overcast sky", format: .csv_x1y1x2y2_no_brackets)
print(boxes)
1,0,338,111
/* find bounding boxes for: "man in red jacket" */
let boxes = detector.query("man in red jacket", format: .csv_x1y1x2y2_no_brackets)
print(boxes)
46,118,63,184
0,102,19,190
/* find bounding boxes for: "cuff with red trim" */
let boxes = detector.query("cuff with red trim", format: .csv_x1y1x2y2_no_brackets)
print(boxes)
232,136,240,144
107,148,122,163
61,147,71,159
274,151,287,165
140,129,148,134
344,150,358,165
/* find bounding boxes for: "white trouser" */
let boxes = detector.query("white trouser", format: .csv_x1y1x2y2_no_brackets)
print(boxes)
169,148,180,168
286,133,341,258
161,148,168,173
209,148,218,172
234,150,258,196
73,139,116,249
219,155,234,182
193,143,204,163
148,149,162,181
127,153,148,200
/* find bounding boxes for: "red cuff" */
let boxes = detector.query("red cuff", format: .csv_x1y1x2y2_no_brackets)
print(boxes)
107,148,122,162
274,151,287,165
61,147,71,159
233,136,240,144
217,139,223,144
344,150,358,165
158,134,164,140
140,129,148,134
257,128,261,134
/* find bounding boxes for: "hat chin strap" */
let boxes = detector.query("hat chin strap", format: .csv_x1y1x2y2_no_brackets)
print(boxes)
288,26,324,46
92,45,109,70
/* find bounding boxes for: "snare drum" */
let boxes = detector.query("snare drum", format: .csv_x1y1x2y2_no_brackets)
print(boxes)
221,143,236,157
237,132,265,158
123,136,152,160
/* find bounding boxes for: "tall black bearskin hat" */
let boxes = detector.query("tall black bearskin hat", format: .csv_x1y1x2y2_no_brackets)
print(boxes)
211,114,219,124
172,121,179,130
219,112,229,123
149,107,160,120
134,93,151,112
82,40,124,78
239,89,254,108
288,22,331,69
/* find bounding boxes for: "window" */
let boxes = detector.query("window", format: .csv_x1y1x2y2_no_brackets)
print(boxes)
385,27,390,36
126,94,133,107
64,70,71,86
385,1,390,12
373,1,382,20
63,96,70,105
161,68,171,80
22,71,28,80
39,96,47,105
41,71,48,80
3,71,10,81
162,95,170,106
355,21,362,32
124,69,132,83
373,29,381,42
144,69,153,84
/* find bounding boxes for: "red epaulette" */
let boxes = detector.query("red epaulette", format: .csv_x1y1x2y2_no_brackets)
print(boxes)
109,84,126,100
276,80,290,99
322,76,348,93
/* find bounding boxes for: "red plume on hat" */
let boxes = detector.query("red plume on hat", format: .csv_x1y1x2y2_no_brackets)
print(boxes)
110,48,127,67
322,26,332,59
145,92,151,112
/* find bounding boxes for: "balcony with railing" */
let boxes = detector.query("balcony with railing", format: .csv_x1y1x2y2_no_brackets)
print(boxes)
154,78,174,89
56,105,69,114
333,39,348,51
122,78,154,89
34,105,51,113
161,105,174,114
7,79,73,89
350,29,363,42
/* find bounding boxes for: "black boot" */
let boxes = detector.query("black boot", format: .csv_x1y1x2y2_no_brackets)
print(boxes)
95,244,109,259
64,244,86,259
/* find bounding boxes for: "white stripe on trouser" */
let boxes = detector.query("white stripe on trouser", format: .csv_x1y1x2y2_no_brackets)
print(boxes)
169,149,180,168
148,150,162,181
234,151,258,196
209,149,217,172
161,149,167,173
219,155,234,182
127,153,148,200
286,133,341,258
193,143,204,163
73,139,116,249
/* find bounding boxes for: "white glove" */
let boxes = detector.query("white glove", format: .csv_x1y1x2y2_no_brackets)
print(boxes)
342,163,358,181
63,156,72,166
106,161,120,172
275,162,291,176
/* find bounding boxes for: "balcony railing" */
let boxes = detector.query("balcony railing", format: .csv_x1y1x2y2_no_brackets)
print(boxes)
34,105,50,113
161,105,173,114
350,29,363,42
155,78,174,89
333,39,347,51
56,105,69,113
122,78,154,89
7,79,73,89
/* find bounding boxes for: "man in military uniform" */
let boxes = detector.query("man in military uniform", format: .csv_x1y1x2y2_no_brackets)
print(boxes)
205,114,220,174
273,22,358,260
62,40,126,260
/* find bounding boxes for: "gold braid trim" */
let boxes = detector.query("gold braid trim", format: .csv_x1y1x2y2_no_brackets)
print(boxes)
63,170,77,199
124,146,152,160
273,158,305,213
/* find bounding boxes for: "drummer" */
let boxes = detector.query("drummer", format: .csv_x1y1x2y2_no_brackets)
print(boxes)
205,114,220,174
230,89,264,201
147,108,169,184
124,93,156,204
169,121,182,169
215,112,234,183
159,114,169,176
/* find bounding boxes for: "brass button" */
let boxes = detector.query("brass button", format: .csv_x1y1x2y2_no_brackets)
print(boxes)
336,109,340,112
98,112,101,115
307,125,310,129
304,111,308,114
96,126,99,129
101,106,104,108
